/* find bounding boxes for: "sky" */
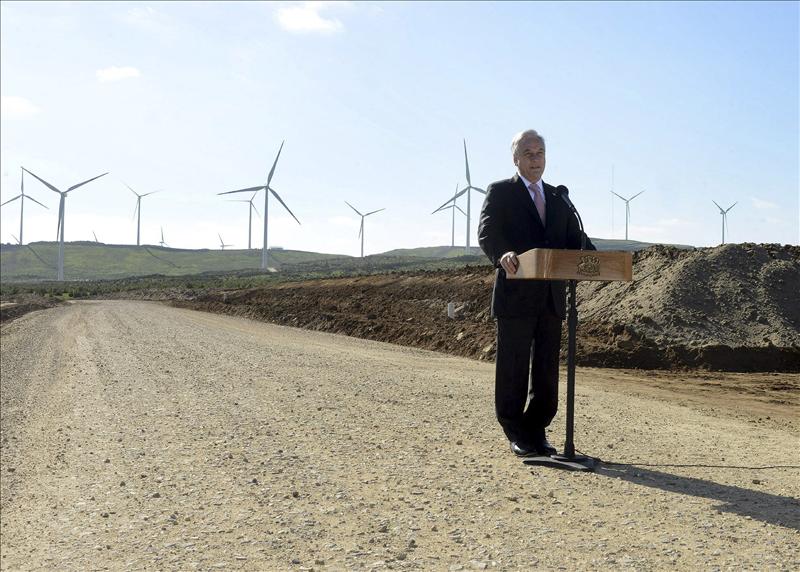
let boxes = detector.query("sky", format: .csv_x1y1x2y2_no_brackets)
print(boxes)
1,1,798,256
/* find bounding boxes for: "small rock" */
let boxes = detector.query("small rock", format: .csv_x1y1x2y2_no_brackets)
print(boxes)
152,492,161,498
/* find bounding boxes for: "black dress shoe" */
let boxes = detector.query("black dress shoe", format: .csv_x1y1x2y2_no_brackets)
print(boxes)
510,441,539,457
532,434,557,456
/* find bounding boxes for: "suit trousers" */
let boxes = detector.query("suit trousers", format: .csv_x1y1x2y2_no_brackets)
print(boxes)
495,306,562,444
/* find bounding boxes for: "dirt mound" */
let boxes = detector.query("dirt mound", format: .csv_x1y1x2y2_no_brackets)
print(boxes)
578,243,800,370
162,243,799,372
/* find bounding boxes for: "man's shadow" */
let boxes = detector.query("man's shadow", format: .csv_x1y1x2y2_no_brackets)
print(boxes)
595,463,799,530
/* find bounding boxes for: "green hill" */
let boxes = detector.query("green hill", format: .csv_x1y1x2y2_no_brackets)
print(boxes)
0,242,346,282
1,238,695,283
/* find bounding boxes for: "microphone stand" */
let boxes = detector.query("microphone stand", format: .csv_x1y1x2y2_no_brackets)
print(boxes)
524,187,598,472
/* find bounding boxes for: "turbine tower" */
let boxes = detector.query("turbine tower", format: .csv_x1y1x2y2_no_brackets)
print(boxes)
432,182,466,248
218,141,300,269
22,167,107,280
227,192,260,249
611,190,645,240
125,183,159,246
218,233,233,250
0,167,48,244
713,200,737,244
432,140,485,254
159,227,168,247
345,201,385,258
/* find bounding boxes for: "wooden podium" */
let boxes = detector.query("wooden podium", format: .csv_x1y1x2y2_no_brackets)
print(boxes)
510,248,633,472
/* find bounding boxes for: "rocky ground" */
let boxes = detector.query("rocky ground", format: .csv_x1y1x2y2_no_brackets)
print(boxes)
1,301,798,570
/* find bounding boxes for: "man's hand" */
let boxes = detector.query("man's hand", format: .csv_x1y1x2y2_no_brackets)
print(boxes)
500,251,519,275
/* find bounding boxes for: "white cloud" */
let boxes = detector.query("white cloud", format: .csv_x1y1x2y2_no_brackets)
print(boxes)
1,96,41,120
96,66,142,83
751,197,778,210
275,1,349,33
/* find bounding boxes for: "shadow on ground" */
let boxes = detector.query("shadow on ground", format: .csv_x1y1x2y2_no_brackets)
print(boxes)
596,464,800,530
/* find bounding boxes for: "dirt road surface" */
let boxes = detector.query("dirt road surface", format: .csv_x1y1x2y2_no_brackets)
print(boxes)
1,301,798,570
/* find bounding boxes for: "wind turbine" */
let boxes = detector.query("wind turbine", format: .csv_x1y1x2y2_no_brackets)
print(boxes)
227,192,260,249
159,227,168,247
22,167,107,280
0,167,48,244
218,233,233,250
125,183,159,246
432,140,485,254
344,201,385,258
92,230,99,243
218,141,300,269
611,190,645,240
713,200,737,244
432,182,467,248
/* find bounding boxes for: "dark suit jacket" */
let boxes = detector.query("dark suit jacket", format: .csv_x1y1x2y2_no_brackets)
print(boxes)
478,175,595,319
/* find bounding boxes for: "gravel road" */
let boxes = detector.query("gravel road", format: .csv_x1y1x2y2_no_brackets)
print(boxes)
1,301,798,571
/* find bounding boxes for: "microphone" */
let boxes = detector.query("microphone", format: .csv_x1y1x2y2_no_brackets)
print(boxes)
555,185,587,251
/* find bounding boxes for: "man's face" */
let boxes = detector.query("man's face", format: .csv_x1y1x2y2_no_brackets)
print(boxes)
514,138,546,183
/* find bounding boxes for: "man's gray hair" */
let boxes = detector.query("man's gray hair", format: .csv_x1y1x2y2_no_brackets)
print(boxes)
511,129,545,159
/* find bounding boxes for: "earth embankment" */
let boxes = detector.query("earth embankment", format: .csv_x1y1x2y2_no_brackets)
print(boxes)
163,244,799,372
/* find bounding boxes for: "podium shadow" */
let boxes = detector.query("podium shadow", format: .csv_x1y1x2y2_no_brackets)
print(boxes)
595,464,800,530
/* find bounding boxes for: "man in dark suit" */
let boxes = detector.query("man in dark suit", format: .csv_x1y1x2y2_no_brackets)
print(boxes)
478,129,594,457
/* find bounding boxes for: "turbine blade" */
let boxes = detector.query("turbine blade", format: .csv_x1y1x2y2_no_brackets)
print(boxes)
11,233,19,244
140,191,159,197
22,167,62,195
454,205,467,216
218,185,266,196
266,140,284,186
56,198,65,239
269,187,301,225
133,199,140,221
463,139,472,186
364,208,385,217
0,195,22,207
611,191,627,201
432,187,468,213
726,202,737,212
25,194,49,209
358,219,363,239
251,203,260,217
629,190,645,201
123,182,139,197
345,201,363,216
472,186,486,194
67,172,108,192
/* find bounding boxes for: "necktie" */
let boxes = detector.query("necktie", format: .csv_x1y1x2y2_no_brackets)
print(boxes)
532,184,546,226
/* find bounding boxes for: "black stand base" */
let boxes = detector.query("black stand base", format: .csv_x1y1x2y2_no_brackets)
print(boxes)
523,454,600,472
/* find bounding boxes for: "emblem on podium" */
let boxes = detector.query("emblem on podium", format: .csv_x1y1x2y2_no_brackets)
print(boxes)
577,255,600,277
